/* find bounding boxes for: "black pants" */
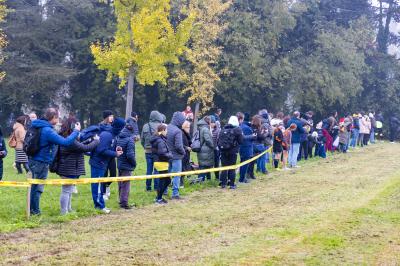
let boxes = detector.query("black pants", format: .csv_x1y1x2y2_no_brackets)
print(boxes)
157,172,171,200
390,128,397,142
220,153,237,187
214,149,220,180
0,160,3,180
101,158,116,195
363,133,370,146
16,162,29,174
298,140,308,161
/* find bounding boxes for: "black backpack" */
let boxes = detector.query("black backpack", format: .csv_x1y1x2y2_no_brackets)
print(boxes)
49,145,60,173
218,128,236,151
191,130,203,153
23,127,42,157
80,125,101,144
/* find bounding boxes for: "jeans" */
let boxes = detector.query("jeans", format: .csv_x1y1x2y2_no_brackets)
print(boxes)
288,143,300,167
169,159,182,197
220,153,237,187
118,170,131,207
350,129,359,148
315,143,326,158
145,153,159,190
29,160,49,215
256,146,268,173
370,128,375,143
298,140,308,161
91,166,106,209
239,153,251,182
214,150,220,180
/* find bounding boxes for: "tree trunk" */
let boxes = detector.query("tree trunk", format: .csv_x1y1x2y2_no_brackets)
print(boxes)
125,67,135,119
193,101,200,133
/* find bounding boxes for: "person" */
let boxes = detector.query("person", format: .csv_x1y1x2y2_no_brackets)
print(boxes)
151,124,173,204
57,117,100,215
11,115,30,174
359,114,370,147
248,115,268,179
100,110,115,200
116,123,136,209
0,127,7,180
214,108,222,122
211,116,221,180
350,113,360,148
218,116,243,189
141,111,164,191
126,111,140,141
29,112,37,121
182,106,194,120
362,115,371,146
389,114,400,143
238,112,254,183
257,110,273,174
338,117,351,153
282,124,292,170
167,111,186,200
197,116,214,181
89,117,124,213
369,113,376,144
287,111,305,168
29,108,81,215
270,112,284,128
314,122,327,158
181,120,192,187
273,123,284,170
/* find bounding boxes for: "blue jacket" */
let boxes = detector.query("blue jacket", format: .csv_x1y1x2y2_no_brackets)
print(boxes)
31,119,79,164
287,117,305,144
89,125,117,170
239,122,254,157
116,127,136,171
167,112,186,160
0,137,7,160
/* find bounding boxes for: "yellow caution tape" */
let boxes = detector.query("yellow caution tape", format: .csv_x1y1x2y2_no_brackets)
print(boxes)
1,147,272,187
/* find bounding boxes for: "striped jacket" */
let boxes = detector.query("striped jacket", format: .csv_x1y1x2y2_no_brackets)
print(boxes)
57,139,99,177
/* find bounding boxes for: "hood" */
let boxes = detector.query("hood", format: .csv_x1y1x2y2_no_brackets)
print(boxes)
99,123,112,133
119,127,134,138
228,116,239,127
112,117,126,136
198,119,208,128
171,112,186,128
149,111,164,123
13,122,24,131
150,134,164,145
31,119,52,129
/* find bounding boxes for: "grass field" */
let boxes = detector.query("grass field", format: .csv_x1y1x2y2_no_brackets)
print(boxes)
0,144,219,232
0,142,399,265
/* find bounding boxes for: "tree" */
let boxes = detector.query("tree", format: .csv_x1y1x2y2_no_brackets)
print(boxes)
90,0,194,119
173,0,231,114
0,0,7,82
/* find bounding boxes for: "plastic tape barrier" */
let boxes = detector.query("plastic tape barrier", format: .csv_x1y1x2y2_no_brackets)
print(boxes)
0,147,272,187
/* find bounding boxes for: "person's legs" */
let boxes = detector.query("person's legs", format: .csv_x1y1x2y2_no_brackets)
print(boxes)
169,160,182,197
370,128,375,143
198,165,208,181
60,184,74,215
220,153,229,187
274,152,282,168
157,175,171,201
0,160,3,181
91,166,106,209
28,160,48,215
350,129,359,147
282,150,288,169
290,143,300,167
227,154,238,187
145,153,155,191
239,153,250,182
214,150,220,180
15,162,23,174
118,170,132,208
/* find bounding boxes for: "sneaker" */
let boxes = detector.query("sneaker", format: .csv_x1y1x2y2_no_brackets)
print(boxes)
221,185,226,189
294,165,301,168
120,205,134,210
103,195,109,201
239,179,250,184
275,168,282,171
101,208,111,214
106,187,111,198
283,167,291,171
180,185,184,189
73,186,78,194
171,195,183,200
229,185,237,190
155,199,168,205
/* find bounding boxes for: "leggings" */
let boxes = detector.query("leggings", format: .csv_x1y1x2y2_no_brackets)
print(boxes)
16,162,29,174
157,171,171,200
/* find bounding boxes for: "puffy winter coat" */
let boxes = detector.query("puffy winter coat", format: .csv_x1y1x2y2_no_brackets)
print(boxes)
239,121,254,158
57,139,99,177
141,111,164,153
166,112,186,160
116,127,136,171
286,117,305,144
360,117,371,134
89,125,117,170
197,119,214,167
30,119,79,164
150,134,173,162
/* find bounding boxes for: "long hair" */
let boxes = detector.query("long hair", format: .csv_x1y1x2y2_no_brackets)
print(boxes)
60,116,78,137
251,115,262,130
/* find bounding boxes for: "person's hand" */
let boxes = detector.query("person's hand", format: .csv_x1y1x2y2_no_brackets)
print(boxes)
93,134,100,141
134,136,140,142
116,150,123,157
187,147,192,152
75,122,81,131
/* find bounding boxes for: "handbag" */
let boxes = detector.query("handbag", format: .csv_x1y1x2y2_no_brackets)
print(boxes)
8,132,17,148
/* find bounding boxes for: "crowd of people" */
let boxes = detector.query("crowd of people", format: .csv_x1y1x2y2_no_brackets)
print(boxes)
0,106,391,216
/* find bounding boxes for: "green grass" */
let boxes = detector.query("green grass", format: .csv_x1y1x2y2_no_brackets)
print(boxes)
0,144,223,232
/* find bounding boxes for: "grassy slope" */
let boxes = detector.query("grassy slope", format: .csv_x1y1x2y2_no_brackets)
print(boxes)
0,143,399,265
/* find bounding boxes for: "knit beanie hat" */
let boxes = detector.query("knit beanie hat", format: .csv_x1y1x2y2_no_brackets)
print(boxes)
244,112,251,122
112,117,126,136
103,110,113,119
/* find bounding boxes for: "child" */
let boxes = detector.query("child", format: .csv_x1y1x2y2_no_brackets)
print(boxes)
150,124,173,204
282,124,294,170
273,124,284,170
0,127,7,180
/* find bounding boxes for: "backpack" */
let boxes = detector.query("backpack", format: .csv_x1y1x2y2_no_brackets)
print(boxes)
8,131,17,148
80,125,101,144
49,145,60,173
191,130,203,153
218,128,236,151
23,127,42,157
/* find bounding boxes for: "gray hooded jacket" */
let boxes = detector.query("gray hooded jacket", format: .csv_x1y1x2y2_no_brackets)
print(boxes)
141,111,164,153
167,112,186,160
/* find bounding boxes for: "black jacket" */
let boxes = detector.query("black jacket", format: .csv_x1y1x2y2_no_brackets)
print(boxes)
150,134,173,162
182,130,192,171
220,124,244,155
116,127,136,171
57,139,99,177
